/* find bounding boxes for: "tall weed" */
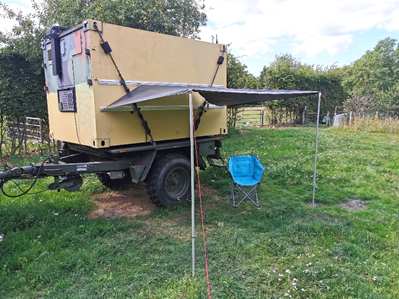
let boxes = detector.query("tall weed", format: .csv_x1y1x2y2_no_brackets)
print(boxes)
348,115,399,134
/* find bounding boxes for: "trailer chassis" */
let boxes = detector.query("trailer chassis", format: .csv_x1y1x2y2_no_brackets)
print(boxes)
0,137,224,207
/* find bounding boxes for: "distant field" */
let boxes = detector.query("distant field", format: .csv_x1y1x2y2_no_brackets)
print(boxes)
1,126,399,298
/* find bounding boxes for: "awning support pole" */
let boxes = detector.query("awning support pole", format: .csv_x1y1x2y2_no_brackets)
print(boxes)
189,91,196,277
312,92,322,211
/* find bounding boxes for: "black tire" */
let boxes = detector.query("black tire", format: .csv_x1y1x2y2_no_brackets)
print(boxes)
96,171,132,190
145,154,193,207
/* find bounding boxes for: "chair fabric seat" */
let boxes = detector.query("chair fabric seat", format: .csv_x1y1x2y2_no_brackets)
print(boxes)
228,155,265,207
233,177,260,186
229,155,264,186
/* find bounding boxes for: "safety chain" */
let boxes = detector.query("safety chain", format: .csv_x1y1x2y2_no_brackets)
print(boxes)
93,22,155,145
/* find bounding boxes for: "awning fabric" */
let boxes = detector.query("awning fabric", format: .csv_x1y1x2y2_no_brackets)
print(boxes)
106,85,319,108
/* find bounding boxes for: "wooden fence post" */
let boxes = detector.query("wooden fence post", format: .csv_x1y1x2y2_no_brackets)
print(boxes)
40,119,44,143
302,106,307,125
390,116,392,134
260,109,264,126
326,111,330,126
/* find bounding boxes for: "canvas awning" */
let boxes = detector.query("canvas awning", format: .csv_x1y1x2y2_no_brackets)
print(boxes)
102,83,322,277
105,85,319,109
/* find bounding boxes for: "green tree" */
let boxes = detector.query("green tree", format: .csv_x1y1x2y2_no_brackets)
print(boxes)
226,52,259,127
259,54,346,123
0,52,47,158
32,0,207,39
227,52,259,89
0,3,44,63
342,37,399,114
0,53,46,118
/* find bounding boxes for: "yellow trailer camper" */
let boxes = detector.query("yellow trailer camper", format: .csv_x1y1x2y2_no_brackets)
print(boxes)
43,20,227,148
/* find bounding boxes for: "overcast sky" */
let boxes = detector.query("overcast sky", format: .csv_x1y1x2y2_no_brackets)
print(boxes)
201,0,399,75
1,0,399,76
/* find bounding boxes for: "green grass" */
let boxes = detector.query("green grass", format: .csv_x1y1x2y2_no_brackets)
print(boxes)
2,127,399,298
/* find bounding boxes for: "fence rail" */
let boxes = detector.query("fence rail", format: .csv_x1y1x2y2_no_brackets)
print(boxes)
237,107,265,127
6,117,48,143
235,107,398,129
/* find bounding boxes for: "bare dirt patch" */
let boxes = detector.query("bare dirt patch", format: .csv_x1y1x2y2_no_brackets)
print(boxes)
339,199,367,212
88,187,155,219
200,186,222,201
88,185,223,220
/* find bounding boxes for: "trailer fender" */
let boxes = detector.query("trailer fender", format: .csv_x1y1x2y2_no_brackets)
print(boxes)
130,149,157,182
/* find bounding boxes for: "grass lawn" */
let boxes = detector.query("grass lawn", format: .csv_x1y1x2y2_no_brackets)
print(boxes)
1,126,399,298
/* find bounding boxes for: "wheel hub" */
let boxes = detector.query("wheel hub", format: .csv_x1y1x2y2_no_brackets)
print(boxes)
166,168,189,198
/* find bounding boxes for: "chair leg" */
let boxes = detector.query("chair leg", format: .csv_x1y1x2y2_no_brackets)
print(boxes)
232,183,260,208
231,181,236,207
248,184,259,207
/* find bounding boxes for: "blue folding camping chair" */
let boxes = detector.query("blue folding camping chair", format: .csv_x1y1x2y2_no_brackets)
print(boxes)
228,155,265,208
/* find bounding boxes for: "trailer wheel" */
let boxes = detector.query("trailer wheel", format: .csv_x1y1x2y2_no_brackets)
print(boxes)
146,154,192,207
96,171,132,190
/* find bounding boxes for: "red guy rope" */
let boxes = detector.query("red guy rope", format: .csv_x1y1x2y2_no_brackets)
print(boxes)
191,95,212,299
